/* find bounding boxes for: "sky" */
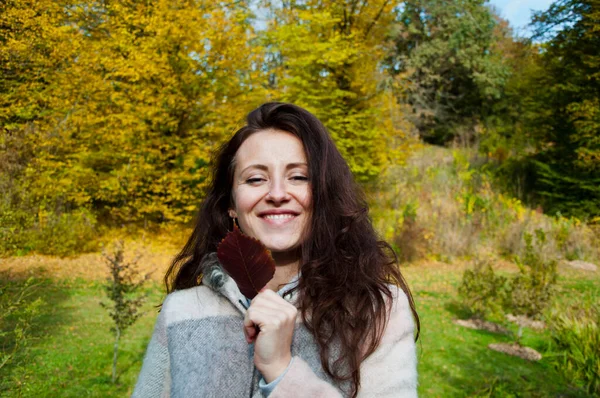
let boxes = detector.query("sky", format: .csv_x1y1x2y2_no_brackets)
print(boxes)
252,1,557,37
488,0,555,35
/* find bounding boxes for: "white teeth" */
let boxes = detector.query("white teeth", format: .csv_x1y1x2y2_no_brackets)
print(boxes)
264,214,295,220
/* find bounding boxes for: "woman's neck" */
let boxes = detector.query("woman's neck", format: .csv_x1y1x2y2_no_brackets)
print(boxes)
267,251,300,291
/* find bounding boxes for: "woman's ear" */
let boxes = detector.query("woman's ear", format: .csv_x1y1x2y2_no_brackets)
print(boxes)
228,209,237,219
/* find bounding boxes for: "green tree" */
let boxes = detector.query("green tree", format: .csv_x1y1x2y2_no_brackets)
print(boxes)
481,18,543,157
388,0,509,145
477,17,547,204
526,0,600,218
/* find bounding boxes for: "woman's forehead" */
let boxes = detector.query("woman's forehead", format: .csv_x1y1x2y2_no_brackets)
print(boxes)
234,129,307,170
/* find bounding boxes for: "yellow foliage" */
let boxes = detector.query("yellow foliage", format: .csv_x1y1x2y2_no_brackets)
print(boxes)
2,0,417,233
2,0,267,223
262,0,414,181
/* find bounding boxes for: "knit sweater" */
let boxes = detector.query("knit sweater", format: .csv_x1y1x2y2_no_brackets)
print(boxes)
132,254,418,398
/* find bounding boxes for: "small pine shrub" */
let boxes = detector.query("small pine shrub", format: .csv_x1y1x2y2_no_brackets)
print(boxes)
101,241,149,383
548,304,600,395
508,230,558,319
458,260,508,320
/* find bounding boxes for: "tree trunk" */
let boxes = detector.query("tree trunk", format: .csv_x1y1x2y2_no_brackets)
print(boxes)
112,326,121,384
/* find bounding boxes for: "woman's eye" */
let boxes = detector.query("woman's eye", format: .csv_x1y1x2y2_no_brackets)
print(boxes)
246,177,266,184
291,176,309,181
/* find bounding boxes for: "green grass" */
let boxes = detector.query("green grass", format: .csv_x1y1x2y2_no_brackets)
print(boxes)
404,265,597,397
1,264,597,397
1,273,165,397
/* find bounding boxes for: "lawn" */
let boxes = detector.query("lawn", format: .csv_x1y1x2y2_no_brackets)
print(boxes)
408,262,596,397
1,271,164,397
1,258,597,397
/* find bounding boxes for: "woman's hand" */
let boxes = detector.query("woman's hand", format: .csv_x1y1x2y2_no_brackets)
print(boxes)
244,289,298,383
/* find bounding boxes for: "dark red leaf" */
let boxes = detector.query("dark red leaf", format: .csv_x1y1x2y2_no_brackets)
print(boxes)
216,225,276,299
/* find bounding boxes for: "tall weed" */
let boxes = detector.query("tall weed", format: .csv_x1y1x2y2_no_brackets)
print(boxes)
393,203,428,262
548,304,600,395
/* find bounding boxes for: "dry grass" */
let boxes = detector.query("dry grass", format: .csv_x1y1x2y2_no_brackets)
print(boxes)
370,145,600,264
0,240,177,282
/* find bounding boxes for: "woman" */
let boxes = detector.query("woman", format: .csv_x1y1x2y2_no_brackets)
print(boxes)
132,102,419,398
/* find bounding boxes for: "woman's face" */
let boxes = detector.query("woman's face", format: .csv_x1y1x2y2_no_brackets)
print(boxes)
230,129,311,255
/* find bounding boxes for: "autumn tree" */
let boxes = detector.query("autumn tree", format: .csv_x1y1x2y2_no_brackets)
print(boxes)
0,0,92,254
2,0,267,228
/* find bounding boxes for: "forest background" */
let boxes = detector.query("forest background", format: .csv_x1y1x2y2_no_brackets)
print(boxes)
1,0,599,396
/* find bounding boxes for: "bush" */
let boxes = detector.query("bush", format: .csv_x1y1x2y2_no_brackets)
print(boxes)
551,214,598,261
548,304,600,395
0,203,98,257
459,229,558,322
31,208,99,256
458,259,508,320
0,274,45,370
507,230,557,319
393,202,428,263
0,204,32,256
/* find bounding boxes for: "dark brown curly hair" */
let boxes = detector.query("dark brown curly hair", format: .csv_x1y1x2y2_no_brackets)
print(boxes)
165,102,419,397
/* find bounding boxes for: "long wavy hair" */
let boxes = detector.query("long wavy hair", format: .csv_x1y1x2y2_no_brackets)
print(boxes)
165,102,419,397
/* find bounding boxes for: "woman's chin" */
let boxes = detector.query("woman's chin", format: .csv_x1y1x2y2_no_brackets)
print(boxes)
265,243,301,259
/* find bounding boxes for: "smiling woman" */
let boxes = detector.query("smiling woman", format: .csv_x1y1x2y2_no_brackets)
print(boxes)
230,129,311,260
132,102,420,398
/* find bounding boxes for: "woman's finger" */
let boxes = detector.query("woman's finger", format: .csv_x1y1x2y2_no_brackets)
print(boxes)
244,307,274,342
251,290,297,313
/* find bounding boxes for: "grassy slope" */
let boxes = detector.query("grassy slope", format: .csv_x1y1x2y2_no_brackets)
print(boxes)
1,263,597,397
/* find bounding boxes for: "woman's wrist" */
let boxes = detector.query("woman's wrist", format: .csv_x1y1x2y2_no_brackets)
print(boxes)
259,355,293,383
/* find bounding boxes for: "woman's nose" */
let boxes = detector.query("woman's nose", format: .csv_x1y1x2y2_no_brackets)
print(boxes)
266,179,290,204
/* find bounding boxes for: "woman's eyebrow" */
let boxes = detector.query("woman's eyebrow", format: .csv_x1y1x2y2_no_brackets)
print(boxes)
240,162,307,175
239,164,268,175
286,162,308,170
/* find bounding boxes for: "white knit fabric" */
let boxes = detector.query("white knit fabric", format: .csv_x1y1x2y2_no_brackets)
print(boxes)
132,258,418,397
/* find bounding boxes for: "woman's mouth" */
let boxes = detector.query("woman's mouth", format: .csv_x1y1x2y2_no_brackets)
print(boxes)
264,214,294,220
260,212,299,225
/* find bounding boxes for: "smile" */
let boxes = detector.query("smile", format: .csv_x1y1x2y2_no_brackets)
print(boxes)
263,214,295,220
259,211,300,226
